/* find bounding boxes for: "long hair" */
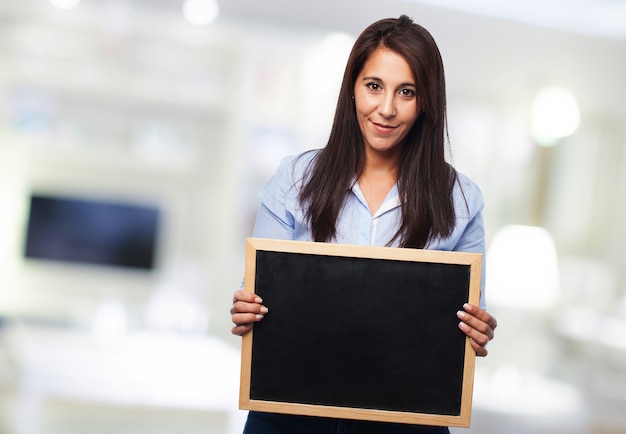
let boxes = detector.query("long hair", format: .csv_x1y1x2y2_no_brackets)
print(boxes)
298,15,457,248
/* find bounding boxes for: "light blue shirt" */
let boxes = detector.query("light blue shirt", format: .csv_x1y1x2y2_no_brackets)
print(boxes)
252,151,487,308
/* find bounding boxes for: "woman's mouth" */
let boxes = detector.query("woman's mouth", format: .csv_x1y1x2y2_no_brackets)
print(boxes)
372,121,398,134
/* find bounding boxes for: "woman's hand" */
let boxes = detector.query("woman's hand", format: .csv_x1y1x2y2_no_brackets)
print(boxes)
457,303,497,357
230,289,269,336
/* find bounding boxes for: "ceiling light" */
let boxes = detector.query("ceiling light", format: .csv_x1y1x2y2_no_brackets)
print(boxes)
182,0,219,26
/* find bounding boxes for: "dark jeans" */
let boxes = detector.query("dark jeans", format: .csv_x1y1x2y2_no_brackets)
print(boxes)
243,412,451,434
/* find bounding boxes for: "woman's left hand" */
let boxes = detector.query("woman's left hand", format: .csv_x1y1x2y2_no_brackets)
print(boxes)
457,303,497,357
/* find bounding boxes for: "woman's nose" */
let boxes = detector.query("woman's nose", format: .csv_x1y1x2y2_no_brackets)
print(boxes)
378,93,396,118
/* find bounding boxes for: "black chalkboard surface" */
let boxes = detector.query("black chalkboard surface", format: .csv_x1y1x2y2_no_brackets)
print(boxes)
239,238,482,427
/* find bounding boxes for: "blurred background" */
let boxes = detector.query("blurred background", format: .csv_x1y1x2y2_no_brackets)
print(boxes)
0,0,625,433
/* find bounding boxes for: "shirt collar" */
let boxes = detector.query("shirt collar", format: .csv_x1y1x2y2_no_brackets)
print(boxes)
349,179,402,218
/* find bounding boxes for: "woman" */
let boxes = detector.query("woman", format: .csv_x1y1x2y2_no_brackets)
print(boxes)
231,15,497,434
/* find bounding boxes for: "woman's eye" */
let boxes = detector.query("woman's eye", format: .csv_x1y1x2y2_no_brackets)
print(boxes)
366,82,382,91
400,88,416,97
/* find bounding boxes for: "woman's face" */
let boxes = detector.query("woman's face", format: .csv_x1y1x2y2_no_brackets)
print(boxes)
354,47,419,158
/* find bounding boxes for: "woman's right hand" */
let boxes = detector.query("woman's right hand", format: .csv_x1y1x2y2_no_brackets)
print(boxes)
230,289,268,336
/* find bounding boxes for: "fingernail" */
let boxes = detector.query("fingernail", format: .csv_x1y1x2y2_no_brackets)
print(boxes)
260,307,268,314
255,297,263,303
457,310,466,319
256,314,264,320
458,321,469,330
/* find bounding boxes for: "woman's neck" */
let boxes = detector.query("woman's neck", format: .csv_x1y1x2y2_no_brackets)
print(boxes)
363,144,402,174
358,152,399,215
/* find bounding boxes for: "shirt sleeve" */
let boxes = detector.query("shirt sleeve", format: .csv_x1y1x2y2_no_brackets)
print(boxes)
251,156,298,241
453,176,488,310
453,183,485,255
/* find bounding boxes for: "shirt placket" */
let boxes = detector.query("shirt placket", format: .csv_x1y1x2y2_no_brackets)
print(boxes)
369,217,378,246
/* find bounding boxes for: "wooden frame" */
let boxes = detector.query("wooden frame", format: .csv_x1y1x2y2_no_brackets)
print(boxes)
240,238,482,427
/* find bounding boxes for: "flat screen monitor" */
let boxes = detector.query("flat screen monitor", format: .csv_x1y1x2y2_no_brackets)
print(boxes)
24,194,160,270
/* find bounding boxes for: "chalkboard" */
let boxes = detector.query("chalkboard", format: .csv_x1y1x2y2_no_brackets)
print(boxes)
239,238,481,427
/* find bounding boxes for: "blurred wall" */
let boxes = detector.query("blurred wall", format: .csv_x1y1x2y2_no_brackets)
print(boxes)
1,0,626,433
0,0,625,342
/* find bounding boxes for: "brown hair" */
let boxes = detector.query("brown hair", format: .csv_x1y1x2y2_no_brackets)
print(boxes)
299,15,457,248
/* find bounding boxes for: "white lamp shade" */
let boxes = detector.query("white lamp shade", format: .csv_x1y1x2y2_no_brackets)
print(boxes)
487,225,560,311
530,86,580,146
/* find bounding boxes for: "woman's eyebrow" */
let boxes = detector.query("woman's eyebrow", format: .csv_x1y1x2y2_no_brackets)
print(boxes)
360,76,415,88
360,75,382,82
